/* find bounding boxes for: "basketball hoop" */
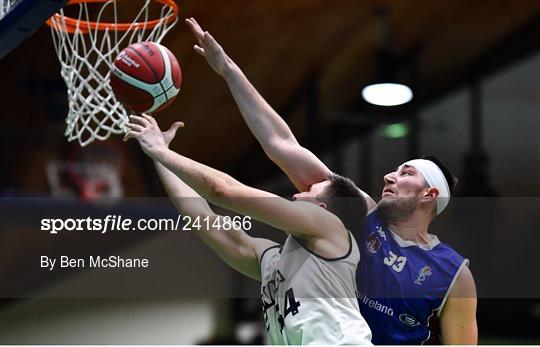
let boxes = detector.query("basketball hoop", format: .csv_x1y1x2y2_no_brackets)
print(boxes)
47,0,179,146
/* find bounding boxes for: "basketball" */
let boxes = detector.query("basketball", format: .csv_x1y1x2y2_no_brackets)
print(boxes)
110,42,182,114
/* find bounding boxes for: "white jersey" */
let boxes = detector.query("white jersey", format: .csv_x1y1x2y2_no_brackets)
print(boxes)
260,232,372,345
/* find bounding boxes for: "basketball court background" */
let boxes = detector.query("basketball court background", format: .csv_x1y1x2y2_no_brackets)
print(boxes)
0,0,539,344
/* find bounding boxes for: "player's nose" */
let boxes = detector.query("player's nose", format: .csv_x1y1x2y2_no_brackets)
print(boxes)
384,172,396,184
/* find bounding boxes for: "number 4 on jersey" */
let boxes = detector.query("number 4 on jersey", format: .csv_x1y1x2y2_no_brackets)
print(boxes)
278,288,301,331
284,288,301,316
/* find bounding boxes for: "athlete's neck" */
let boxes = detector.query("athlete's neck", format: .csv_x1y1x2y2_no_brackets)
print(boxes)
388,211,432,245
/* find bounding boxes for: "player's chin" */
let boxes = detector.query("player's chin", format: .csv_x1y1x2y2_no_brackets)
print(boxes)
378,196,413,211
379,194,397,203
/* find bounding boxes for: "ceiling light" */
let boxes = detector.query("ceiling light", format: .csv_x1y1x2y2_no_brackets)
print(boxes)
362,83,413,106
362,6,414,107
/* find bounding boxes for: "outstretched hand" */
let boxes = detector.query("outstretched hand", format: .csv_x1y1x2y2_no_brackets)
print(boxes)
163,120,184,147
185,17,231,76
124,114,184,158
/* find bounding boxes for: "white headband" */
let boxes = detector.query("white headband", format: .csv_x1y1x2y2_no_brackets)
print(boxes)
403,159,450,215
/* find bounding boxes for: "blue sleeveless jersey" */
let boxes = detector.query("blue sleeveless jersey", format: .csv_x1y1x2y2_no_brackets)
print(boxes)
356,209,468,345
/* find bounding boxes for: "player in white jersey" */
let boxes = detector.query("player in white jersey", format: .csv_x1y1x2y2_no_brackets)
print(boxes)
260,234,370,344
125,114,372,345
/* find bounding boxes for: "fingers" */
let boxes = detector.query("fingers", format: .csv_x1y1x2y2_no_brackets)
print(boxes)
123,131,139,142
185,17,204,43
125,115,146,141
171,121,185,129
141,113,158,126
166,121,185,136
126,122,143,132
129,115,150,127
185,17,217,51
191,17,201,27
194,45,205,56
204,31,218,46
186,17,203,32
125,114,156,142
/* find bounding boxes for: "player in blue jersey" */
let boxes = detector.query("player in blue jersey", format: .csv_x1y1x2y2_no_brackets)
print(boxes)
355,157,476,344
186,18,478,344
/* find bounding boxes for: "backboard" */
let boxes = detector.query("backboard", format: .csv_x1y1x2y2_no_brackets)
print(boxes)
0,0,68,59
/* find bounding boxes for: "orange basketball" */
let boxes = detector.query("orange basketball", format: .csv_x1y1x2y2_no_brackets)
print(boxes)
110,42,182,114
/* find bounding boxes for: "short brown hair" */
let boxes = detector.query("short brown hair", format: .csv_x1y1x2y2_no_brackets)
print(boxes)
422,155,458,192
320,173,367,234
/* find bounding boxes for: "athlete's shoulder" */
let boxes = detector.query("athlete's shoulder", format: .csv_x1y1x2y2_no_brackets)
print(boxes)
432,239,467,264
449,265,476,298
257,241,282,278
258,242,281,265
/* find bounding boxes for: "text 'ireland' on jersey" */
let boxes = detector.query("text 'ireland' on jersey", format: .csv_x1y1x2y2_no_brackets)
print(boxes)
355,209,469,345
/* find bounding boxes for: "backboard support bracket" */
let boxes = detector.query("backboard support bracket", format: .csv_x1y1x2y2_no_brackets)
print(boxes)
0,0,68,59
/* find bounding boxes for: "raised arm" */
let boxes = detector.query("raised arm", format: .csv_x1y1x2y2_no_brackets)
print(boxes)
185,17,331,192
126,114,346,245
152,122,277,281
439,266,478,344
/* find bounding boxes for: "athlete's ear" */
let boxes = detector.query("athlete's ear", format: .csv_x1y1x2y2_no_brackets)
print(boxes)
318,201,328,209
423,187,439,201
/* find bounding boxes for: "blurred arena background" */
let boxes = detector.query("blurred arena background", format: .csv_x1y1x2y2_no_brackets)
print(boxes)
0,0,539,344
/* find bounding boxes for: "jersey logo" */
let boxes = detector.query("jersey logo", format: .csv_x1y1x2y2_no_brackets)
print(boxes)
262,270,286,308
366,232,382,254
376,225,387,241
399,313,420,327
414,265,432,285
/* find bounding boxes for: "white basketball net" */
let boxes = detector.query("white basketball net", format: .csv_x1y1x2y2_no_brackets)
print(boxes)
49,0,178,146
0,0,17,18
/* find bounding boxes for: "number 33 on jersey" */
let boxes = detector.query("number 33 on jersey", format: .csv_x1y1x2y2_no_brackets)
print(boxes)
384,251,407,272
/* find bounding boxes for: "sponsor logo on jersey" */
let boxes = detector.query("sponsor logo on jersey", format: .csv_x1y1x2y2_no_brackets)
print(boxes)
263,269,286,301
414,265,432,285
399,313,420,327
376,225,387,241
358,292,394,317
366,232,382,254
